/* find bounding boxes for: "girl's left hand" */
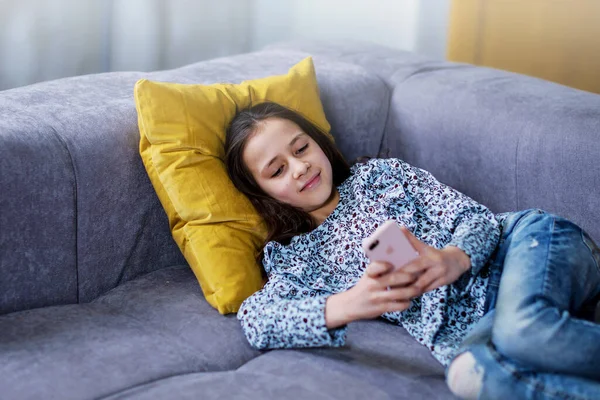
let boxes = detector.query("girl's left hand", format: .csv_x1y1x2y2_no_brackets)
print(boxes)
397,227,472,294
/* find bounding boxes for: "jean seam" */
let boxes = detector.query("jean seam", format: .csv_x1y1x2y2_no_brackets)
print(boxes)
580,229,600,274
488,346,588,400
541,216,557,298
512,209,553,298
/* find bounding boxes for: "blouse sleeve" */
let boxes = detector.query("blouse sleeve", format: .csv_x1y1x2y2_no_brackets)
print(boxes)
373,158,500,277
237,269,347,350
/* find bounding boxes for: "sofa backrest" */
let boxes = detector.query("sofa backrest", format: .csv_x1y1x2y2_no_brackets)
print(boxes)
4,41,598,316
269,41,600,244
0,112,78,312
0,49,389,315
380,63,600,245
0,71,186,315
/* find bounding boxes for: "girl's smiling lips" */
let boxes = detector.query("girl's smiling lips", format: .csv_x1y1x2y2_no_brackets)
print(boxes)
300,172,321,192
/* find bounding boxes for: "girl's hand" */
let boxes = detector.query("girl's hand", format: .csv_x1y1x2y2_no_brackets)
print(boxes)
397,226,471,293
326,261,420,328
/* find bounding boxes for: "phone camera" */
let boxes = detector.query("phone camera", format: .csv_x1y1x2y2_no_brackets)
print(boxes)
369,240,379,250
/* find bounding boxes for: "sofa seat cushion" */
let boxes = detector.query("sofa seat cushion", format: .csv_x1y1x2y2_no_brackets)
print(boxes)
1,264,452,399
0,266,259,400
102,321,451,400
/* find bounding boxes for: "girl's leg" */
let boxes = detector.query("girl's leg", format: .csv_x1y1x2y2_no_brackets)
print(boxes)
448,311,600,400
491,209,600,379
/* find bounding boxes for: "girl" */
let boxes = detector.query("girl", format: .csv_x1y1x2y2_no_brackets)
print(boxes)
224,102,600,399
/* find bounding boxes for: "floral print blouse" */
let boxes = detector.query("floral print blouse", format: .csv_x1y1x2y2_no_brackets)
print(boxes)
237,158,505,366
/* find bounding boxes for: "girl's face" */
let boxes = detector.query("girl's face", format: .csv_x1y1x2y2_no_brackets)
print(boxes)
242,117,337,218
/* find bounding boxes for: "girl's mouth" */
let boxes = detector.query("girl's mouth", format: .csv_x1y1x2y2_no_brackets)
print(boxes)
301,172,321,192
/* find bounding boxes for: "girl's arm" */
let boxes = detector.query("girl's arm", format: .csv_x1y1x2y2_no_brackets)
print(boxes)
375,158,500,277
237,274,347,350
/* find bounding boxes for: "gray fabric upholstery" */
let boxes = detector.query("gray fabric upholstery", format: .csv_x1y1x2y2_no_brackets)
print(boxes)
1,266,447,400
267,40,600,244
265,40,436,81
0,267,258,399
377,65,600,243
0,115,78,314
1,41,598,399
0,50,389,312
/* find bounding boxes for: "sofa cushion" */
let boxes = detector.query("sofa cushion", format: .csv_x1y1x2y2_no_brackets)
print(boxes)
0,266,260,400
0,264,453,400
380,65,600,244
0,49,389,308
102,349,451,400
267,40,600,245
264,40,436,82
0,114,77,315
0,72,189,307
102,320,452,400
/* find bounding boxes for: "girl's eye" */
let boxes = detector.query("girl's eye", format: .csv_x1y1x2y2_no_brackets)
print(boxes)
296,144,308,154
271,166,283,178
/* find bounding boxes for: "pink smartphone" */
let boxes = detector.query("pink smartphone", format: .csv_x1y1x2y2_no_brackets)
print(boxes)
362,220,419,270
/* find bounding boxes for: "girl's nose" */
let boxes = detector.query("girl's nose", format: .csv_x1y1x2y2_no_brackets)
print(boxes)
292,160,310,179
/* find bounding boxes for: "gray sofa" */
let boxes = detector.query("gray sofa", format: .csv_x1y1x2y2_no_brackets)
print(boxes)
1,41,599,400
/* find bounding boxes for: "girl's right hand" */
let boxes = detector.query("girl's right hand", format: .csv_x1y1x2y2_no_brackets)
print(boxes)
325,261,421,328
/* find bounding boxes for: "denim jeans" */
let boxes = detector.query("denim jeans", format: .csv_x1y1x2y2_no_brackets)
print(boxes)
448,209,600,399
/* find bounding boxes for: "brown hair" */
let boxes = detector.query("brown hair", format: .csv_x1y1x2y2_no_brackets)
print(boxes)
225,102,351,257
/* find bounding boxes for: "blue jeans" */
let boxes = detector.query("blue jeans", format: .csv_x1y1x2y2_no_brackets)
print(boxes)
449,209,600,399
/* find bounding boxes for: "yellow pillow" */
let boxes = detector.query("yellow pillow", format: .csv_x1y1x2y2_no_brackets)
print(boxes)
134,57,331,314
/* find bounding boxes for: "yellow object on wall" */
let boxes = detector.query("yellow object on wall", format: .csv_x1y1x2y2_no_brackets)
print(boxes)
448,0,600,94
134,57,331,314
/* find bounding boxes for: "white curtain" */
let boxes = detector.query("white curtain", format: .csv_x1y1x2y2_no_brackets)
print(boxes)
0,0,451,91
0,0,253,90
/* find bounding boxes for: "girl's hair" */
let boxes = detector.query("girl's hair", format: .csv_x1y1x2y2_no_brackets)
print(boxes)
225,102,351,257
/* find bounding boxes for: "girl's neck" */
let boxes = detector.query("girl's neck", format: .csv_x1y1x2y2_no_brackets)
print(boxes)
310,188,340,226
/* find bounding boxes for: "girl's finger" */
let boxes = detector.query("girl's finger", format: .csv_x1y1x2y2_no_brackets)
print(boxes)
412,267,440,292
423,277,447,293
399,257,427,275
380,270,417,288
381,284,422,303
385,300,411,313
400,226,428,253
366,261,393,278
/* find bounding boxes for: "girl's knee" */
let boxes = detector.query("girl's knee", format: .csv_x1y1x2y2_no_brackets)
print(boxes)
492,303,562,367
492,323,530,364
533,209,585,240
508,209,554,240
520,208,554,227
513,211,592,268
447,352,483,400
